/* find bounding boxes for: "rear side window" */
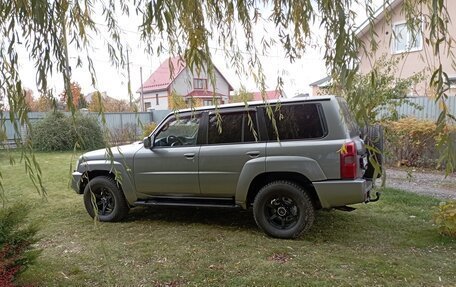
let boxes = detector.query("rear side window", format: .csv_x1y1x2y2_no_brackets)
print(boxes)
336,98,360,137
265,103,325,140
208,111,258,144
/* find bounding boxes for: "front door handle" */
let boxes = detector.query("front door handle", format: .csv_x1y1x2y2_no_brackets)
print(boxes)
184,153,195,159
246,151,260,158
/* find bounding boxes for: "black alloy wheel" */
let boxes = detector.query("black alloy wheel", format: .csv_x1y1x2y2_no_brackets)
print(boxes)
83,176,129,222
94,187,115,216
264,196,300,230
253,181,315,239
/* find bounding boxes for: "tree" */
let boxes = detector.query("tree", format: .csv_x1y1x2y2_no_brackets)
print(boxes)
24,89,36,112
59,82,84,111
334,55,424,124
88,92,131,112
78,95,88,110
169,92,188,110
106,99,130,112
0,92,4,111
34,92,56,112
231,88,254,103
23,89,56,112
0,0,455,196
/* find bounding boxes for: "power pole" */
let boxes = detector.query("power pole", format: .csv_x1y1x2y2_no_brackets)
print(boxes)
127,49,132,109
140,66,144,112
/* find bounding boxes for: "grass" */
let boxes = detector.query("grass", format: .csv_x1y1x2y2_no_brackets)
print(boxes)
1,151,455,286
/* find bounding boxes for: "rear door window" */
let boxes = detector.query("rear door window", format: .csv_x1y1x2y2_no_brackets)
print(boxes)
207,111,258,144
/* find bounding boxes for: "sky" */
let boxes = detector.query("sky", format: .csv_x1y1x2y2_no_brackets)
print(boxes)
15,1,383,102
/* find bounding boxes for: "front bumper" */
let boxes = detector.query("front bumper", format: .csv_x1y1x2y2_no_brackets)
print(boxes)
71,171,83,194
313,179,373,209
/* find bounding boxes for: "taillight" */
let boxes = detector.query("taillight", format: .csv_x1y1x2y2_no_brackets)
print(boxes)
340,141,357,179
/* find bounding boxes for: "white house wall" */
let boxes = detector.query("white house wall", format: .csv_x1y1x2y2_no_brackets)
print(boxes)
170,66,231,97
143,90,169,110
357,1,456,96
172,69,193,96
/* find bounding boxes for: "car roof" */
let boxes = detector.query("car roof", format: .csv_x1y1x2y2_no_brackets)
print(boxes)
176,95,336,114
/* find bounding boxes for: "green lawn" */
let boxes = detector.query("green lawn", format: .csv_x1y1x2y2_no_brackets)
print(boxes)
1,152,455,286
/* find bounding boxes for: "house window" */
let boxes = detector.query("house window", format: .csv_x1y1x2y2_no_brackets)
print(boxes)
144,102,151,111
392,22,422,54
155,94,159,105
449,78,456,89
194,78,207,90
203,100,213,106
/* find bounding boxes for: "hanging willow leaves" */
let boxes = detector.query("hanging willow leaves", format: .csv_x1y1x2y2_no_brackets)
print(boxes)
0,0,455,198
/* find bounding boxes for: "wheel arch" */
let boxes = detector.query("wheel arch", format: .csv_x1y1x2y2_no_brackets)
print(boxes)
76,160,137,205
78,170,117,194
245,172,322,209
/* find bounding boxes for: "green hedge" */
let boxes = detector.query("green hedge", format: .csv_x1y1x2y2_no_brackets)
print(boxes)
31,112,105,151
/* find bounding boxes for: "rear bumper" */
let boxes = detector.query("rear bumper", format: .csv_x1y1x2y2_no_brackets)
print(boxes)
71,171,83,194
313,179,373,209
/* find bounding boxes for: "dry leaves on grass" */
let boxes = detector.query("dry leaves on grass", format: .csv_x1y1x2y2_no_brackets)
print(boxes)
268,252,292,264
153,279,185,287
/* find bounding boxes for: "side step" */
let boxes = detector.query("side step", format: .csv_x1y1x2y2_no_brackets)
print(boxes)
134,196,240,209
334,206,357,212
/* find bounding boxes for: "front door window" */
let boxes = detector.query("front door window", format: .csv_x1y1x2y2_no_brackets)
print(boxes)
154,115,201,147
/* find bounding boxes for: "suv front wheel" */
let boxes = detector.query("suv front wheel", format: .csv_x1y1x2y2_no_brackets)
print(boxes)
83,176,129,222
253,181,315,239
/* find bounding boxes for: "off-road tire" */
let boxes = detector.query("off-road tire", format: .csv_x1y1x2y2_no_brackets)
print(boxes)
364,124,384,179
253,181,315,239
83,176,129,222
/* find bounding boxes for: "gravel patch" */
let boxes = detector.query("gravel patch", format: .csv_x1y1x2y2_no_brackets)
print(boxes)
383,168,456,200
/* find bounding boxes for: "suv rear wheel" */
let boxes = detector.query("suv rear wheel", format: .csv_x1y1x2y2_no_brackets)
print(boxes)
83,176,129,222
253,181,315,239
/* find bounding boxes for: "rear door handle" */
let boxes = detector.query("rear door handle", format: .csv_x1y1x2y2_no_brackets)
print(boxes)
246,151,260,158
184,153,195,159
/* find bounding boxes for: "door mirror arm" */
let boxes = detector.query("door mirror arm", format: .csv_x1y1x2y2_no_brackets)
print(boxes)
143,135,155,149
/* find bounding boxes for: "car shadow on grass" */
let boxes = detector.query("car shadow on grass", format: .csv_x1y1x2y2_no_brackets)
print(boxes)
126,206,258,230
124,205,367,241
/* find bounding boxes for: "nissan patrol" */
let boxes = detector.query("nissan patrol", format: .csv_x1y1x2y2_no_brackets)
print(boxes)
72,96,381,239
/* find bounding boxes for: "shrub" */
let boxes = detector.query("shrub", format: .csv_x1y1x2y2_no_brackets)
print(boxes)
31,112,73,151
383,117,455,168
0,204,40,287
31,112,104,151
434,201,456,238
70,113,105,150
143,122,158,137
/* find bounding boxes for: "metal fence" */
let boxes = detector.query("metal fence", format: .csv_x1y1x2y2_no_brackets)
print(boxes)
378,96,456,121
1,110,171,144
2,96,456,144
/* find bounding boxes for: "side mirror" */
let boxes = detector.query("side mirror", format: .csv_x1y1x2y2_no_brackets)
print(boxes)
143,136,153,149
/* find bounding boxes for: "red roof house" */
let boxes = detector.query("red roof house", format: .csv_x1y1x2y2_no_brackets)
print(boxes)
251,90,284,101
137,56,233,110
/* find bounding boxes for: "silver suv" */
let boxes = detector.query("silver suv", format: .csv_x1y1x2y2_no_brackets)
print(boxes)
72,96,380,239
